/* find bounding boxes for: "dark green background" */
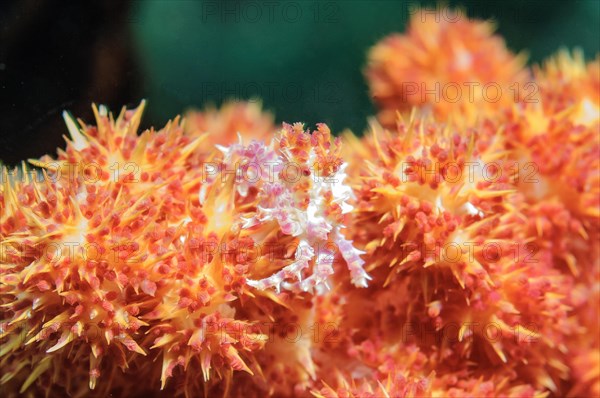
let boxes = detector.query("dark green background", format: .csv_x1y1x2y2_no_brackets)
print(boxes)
132,0,600,133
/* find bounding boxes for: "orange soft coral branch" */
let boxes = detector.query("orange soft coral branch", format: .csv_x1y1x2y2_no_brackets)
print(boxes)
0,103,368,396
366,8,530,128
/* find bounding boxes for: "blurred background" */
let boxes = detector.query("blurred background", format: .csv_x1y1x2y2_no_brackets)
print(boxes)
1,0,598,166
